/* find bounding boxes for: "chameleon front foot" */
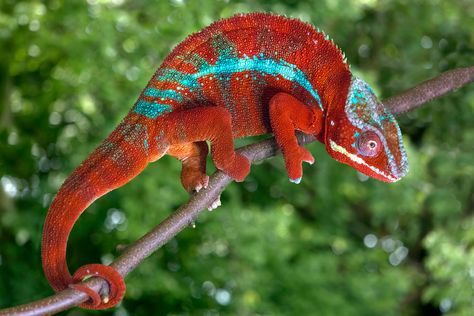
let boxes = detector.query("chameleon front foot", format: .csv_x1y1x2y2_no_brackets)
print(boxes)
268,92,322,185
285,146,315,183
218,152,250,182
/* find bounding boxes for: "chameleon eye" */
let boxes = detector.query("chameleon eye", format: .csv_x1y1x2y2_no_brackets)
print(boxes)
356,131,382,157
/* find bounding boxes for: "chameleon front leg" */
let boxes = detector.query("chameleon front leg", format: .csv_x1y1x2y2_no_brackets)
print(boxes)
161,106,250,183
269,92,324,183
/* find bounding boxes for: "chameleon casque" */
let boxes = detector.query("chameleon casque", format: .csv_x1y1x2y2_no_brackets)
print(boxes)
42,12,409,309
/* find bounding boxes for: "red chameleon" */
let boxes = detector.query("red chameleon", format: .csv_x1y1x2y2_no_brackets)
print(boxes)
42,12,409,309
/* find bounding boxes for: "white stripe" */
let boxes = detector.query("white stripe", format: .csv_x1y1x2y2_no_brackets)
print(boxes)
329,140,398,182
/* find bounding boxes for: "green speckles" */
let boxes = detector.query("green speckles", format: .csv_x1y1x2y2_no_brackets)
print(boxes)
111,146,125,162
156,69,200,89
155,130,169,154
181,53,210,69
133,100,172,119
98,140,126,166
143,88,183,102
211,33,238,58
119,122,147,144
118,122,152,156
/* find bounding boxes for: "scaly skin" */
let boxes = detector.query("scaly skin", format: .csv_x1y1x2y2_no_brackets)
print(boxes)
42,12,408,309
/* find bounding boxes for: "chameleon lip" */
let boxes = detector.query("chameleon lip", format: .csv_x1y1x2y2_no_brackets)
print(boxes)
329,140,399,182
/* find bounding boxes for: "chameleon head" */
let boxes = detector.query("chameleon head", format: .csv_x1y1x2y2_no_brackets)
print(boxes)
325,76,409,182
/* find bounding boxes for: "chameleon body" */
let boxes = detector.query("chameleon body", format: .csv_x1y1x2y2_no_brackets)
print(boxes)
42,13,408,309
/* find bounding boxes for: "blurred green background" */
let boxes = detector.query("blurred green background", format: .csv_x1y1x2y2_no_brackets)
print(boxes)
1,0,473,315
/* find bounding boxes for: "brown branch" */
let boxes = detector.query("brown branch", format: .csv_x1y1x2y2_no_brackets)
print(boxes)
384,66,474,115
1,66,473,316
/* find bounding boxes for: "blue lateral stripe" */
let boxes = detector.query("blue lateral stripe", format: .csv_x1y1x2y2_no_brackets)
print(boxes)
157,56,323,111
133,99,172,119
157,69,200,88
143,88,183,102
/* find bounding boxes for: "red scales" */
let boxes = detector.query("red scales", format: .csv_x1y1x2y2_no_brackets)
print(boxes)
42,13,408,310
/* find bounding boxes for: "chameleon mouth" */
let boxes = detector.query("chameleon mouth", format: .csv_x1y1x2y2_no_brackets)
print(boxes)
329,140,399,182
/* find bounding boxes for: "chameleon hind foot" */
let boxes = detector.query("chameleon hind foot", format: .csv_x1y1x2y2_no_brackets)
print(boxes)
183,171,209,193
168,141,209,193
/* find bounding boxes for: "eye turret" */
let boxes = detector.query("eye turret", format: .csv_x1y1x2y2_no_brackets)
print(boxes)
356,131,382,157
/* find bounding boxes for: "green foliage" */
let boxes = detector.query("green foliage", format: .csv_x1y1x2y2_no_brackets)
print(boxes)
0,0,473,315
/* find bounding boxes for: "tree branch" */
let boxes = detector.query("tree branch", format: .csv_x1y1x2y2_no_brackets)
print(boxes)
1,66,473,316
384,66,474,115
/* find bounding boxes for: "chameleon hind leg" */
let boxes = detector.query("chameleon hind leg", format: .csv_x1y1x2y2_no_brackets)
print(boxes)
161,106,250,183
168,141,221,210
269,92,323,183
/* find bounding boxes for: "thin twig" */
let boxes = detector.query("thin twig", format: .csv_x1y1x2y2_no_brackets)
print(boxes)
0,67,473,316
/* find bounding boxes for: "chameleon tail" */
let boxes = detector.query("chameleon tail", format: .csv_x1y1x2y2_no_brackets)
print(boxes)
41,117,152,309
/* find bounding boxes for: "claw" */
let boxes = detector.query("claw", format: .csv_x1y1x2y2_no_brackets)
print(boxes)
300,147,315,164
185,174,209,193
208,196,221,211
285,146,315,182
289,177,302,184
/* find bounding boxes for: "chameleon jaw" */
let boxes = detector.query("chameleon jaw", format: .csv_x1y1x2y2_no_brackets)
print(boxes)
329,140,399,182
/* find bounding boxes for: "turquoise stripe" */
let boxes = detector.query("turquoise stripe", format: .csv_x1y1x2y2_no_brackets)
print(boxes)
133,99,172,119
144,87,183,102
157,55,323,111
200,56,323,110
156,69,200,89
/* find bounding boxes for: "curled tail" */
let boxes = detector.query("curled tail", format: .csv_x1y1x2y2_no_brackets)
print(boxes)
42,116,155,309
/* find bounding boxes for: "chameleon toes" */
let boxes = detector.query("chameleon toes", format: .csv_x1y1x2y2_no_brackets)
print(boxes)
208,196,222,211
300,147,315,165
289,177,302,184
182,172,209,193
